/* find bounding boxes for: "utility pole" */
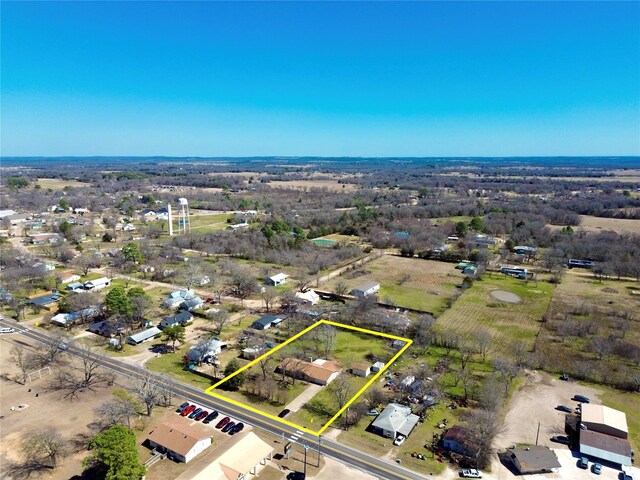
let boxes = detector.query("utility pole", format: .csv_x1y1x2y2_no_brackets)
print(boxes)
303,443,309,478
535,422,540,446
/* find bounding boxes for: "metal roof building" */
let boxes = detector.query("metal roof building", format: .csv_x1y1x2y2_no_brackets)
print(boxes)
581,404,629,439
580,430,633,467
127,327,162,345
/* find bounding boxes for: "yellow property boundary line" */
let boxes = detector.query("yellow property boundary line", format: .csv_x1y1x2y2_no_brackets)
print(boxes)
204,319,412,436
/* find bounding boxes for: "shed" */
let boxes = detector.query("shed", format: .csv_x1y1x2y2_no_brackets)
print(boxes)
371,361,385,372
508,446,561,474
266,273,289,286
295,290,320,305
369,403,419,439
127,327,161,345
351,362,371,377
84,277,111,291
350,281,380,298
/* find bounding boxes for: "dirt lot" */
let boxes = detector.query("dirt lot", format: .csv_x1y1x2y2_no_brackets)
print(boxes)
0,335,118,480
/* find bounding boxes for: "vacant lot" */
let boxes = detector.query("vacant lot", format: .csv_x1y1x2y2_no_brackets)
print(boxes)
548,215,640,235
436,274,554,355
536,273,640,388
0,336,120,480
35,178,92,190
188,213,234,233
268,179,358,192
324,256,463,314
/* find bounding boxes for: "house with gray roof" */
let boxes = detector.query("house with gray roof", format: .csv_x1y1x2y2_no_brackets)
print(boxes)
159,310,193,329
369,403,419,439
127,327,162,345
350,281,380,298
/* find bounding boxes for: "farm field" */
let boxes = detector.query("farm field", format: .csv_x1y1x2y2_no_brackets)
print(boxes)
435,274,554,355
547,215,640,235
34,177,92,189
187,212,234,232
324,255,463,314
536,273,640,387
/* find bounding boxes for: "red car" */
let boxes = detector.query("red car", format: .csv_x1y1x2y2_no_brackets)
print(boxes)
195,410,208,421
181,405,196,417
216,416,231,429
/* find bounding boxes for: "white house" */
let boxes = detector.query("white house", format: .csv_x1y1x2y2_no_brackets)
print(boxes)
351,362,371,377
163,290,195,309
266,273,288,286
59,272,81,284
83,277,111,291
295,290,320,305
146,418,211,463
351,281,380,298
123,223,136,232
127,327,161,345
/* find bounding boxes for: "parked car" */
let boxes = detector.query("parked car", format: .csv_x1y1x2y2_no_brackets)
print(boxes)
578,457,589,469
287,473,306,480
188,407,203,419
592,463,602,475
551,435,570,445
216,416,231,429
222,421,236,433
203,411,219,424
176,402,190,413
367,409,380,416
574,394,590,403
0,327,15,334
619,472,633,480
560,373,570,381
181,405,196,417
278,409,291,418
556,405,573,413
459,469,482,478
195,410,208,421
393,435,406,446
231,422,244,434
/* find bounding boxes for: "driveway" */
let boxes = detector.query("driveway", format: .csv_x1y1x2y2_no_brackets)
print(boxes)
284,384,323,413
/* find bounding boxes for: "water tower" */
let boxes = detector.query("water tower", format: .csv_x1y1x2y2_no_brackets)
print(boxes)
177,198,190,234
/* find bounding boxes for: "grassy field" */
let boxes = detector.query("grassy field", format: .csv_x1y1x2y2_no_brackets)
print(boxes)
536,273,640,386
145,346,213,389
547,215,640,235
268,179,358,192
324,256,463,314
35,178,92,190
436,274,555,355
188,213,233,233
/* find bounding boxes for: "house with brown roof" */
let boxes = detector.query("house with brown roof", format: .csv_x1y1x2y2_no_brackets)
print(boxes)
508,446,561,474
146,417,212,463
58,271,81,284
276,358,342,386
442,425,480,459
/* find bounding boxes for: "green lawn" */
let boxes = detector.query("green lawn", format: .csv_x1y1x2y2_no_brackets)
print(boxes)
218,381,308,416
145,347,213,389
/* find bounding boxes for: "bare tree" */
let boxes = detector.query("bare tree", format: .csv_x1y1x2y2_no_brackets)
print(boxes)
473,329,492,362
590,336,614,360
8,427,67,475
329,375,353,413
314,324,337,358
37,333,69,365
10,345,37,384
261,286,279,313
95,393,139,429
364,388,387,409
207,308,230,336
334,280,349,297
49,343,108,399
132,373,161,416
493,357,520,394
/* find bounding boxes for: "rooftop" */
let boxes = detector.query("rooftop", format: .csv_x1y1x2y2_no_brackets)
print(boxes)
147,417,211,457
278,357,341,383
580,430,633,466
581,404,628,434
508,446,561,472
371,403,420,437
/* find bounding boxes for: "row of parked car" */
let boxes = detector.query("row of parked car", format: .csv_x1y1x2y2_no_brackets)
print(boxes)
175,402,245,435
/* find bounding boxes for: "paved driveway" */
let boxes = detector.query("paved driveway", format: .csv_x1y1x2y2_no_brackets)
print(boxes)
284,384,323,412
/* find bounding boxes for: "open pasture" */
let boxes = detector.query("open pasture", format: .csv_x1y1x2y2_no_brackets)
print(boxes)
35,178,91,190
435,274,554,355
548,215,640,235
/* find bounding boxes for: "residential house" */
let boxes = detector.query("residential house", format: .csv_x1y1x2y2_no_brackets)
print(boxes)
159,311,193,330
276,358,342,386
127,327,162,345
187,338,226,364
181,296,204,312
369,403,420,439
226,222,249,231
67,282,85,293
0,209,17,219
242,346,265,360
50,306,101,326
350,281,380,298
295,290,320,305
188,431,273,480
163,290,196,309
123,223,136,232
29,233,61,244
469,234,498,248
442,425,480,459
59,272,81,284
89,319,126,338
266,273,288,286
141,209,157,220
351,362,371,377
251,314,285,330
507,446,561,474
146,417,211,463
26,293,61,311
83,277,111,291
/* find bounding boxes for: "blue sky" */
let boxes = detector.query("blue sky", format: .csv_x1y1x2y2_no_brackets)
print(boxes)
2,1,639,157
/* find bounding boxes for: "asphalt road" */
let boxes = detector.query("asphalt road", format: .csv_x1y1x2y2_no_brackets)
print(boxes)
0,318,427,480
